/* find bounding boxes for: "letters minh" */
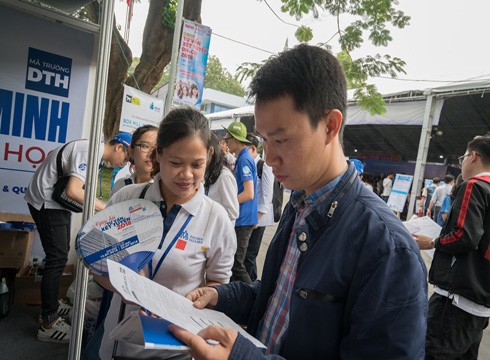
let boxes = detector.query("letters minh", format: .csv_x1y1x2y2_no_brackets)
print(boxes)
1,61,71,168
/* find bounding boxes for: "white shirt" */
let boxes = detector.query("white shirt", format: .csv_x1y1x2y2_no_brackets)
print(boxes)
431,183,453,207
381,177,393,196
24,140,93,210
110,173,154,198
255,156,274,227
207,166,239,222
99,174,237,359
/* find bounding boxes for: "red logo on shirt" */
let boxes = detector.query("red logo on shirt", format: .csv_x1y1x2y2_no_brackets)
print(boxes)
175,239,187,250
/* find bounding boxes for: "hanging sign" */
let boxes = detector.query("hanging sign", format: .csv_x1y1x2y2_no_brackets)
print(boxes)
119,85,164,133
172,20,212,110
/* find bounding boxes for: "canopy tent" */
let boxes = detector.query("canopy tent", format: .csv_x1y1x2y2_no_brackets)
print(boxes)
206,78,490,218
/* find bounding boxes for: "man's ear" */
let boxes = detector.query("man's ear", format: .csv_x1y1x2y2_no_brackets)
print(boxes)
323,109,343,143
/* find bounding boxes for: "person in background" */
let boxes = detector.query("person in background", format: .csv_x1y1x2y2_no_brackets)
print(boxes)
83,125,159,357
414,134,490,359
95,108,236,359
26,133,130,343
205,133,239,223
222,121,258,284
381,172,394,202
419,177,439,215
437,174,463,226
427,174,455,221
219,137,236,170
170,44,427,359
244,132,274,281
111,124,158,196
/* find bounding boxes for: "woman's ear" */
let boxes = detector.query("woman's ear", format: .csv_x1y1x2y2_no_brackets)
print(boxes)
207,146,215,164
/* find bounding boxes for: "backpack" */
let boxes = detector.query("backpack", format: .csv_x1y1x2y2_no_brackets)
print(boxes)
257,159,284,222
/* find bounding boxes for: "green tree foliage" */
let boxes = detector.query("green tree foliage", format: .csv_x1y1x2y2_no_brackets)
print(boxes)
204,56,246,97
239,0,411,115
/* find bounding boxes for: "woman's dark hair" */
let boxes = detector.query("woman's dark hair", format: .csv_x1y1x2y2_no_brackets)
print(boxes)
128,124,158,165
205,133,227,188
151,107,211,176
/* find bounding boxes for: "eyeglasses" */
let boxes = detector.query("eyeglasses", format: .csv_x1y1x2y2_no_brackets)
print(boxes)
223,137,232,142
458,152,480,166
458,154,470,166
134,143,154,153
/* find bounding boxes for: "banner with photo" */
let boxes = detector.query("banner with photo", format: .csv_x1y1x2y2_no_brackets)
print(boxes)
0,5,94,214
172,20,212,110
119,85,164,133
387,174,414,213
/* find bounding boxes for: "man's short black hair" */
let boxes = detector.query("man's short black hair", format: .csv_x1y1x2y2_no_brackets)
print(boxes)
249,44,347,141
467,133,490,165
444,174,455,183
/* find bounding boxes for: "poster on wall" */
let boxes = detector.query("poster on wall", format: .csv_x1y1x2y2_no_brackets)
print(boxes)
172,20,211,110
387,174,414,213
0,5,94,214
119,85,164,133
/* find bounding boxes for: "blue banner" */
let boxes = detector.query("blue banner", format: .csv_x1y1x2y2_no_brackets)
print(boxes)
172,20,211,110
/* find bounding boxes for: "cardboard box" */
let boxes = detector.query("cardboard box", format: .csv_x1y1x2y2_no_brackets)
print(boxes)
0,213,36,269
14,264,75,305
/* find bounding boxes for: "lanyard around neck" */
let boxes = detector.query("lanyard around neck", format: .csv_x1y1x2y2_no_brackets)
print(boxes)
149,213,193,280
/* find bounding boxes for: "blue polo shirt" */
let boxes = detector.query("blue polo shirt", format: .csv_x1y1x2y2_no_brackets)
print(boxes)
235,147,258,226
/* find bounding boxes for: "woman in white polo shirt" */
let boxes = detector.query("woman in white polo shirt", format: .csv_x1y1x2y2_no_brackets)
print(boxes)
97,108,237,360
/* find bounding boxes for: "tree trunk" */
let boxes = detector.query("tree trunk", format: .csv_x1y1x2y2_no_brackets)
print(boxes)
104,0,203,139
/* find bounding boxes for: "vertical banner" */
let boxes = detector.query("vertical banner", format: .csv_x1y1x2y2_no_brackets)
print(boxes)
119,85,164,133
387,174,414,213
172,20,211,110
0,6,94,214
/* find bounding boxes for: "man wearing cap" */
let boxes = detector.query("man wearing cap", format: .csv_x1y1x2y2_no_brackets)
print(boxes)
25,133,130,343
223,121,258,284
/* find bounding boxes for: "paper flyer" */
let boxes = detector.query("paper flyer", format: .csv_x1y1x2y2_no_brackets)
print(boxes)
403,215,442,258
76,199,163,275
107,259,266,350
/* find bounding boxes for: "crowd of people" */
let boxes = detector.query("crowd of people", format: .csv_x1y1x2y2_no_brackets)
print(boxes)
22,44,490,359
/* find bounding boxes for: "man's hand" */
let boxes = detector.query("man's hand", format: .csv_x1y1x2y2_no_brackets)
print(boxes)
413,233,434,250
426,209,431,217
169,325,237,360
186,287,219,309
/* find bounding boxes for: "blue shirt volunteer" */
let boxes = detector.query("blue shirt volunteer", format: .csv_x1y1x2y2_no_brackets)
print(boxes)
235,147,258,226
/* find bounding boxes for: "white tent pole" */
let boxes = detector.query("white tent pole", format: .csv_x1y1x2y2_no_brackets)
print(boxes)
407,94,438,219
164,0,185,115
68,0,115,359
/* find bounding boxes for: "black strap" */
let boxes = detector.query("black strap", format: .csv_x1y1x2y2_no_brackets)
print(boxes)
55,143,71,180
257,159,264,179
139,183,151,199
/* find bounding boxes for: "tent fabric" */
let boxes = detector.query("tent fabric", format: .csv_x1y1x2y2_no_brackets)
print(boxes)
346,100,443,126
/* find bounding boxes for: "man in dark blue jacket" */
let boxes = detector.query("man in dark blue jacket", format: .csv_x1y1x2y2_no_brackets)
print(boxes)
170,44,428,359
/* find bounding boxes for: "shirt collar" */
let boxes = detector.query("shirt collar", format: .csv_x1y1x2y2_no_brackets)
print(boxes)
146,173,203,217
291,170,347,210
